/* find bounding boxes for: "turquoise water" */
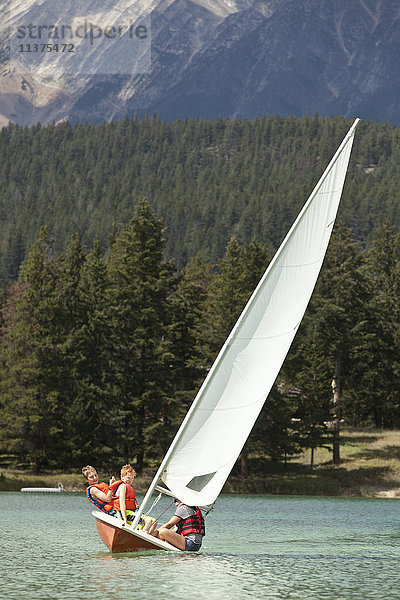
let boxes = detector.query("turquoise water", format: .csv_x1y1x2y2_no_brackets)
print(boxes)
1,492,400,599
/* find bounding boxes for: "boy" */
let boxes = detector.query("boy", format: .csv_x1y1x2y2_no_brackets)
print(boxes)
111,464,154,531
82,465,116,516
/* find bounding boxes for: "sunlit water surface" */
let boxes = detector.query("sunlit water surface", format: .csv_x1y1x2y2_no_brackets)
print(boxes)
1,492,400,599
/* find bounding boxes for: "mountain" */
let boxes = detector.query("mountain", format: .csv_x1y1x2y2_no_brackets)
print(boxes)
1,0,400,126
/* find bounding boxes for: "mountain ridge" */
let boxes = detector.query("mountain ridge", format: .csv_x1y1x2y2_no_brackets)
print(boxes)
1,0,400,126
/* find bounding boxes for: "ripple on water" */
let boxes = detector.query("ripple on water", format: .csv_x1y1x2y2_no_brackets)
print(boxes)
2,493,400,599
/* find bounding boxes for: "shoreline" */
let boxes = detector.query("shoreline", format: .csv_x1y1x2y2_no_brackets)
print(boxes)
1,471,400,499
2,427,400,498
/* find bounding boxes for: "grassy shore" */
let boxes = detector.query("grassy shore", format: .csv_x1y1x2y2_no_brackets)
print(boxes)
2,428,400,497
227,428,400,497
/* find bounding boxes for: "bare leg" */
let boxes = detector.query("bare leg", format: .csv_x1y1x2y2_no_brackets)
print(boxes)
147,520,159,537
143,516,155,532
158,527,186,551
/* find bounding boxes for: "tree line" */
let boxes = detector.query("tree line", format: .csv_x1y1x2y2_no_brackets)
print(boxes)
1,202,399,474
1,114,400,283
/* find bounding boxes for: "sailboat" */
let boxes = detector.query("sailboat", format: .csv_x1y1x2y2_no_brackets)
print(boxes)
92,118,360,553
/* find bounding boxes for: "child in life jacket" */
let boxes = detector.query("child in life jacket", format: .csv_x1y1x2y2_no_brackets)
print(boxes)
148,498,205,551
110,464,154,531
82,465,116,516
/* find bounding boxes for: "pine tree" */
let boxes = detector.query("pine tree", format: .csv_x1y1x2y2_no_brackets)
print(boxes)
0,227,65,471
359,221,400,427
247,386,301,467
106,200,177,471
55,238,118,467
170,253,214,424
300,220,369,464
283,328,332,469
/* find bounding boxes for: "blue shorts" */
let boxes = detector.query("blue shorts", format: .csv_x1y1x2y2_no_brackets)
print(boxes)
185,538,202,552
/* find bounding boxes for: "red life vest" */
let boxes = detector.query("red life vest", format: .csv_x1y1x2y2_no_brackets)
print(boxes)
111,480,138,511
86,482,115,514
176,506,205,537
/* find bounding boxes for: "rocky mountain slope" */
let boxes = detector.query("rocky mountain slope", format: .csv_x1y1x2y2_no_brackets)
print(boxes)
1,0,400,127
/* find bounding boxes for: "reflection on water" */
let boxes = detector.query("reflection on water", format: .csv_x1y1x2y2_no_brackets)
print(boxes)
1,493,400,599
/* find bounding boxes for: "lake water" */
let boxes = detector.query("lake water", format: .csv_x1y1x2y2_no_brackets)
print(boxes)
1,492,400,599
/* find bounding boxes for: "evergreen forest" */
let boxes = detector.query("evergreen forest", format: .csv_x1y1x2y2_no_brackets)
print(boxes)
1,114,400,476
1,114,400,282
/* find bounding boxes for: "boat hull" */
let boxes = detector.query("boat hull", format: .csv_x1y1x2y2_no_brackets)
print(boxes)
92,511,181,553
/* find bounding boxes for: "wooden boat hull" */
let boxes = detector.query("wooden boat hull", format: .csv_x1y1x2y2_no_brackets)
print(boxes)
92,511,181,553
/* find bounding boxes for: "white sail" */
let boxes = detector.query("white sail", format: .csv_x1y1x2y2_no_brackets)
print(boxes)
134,119,360,521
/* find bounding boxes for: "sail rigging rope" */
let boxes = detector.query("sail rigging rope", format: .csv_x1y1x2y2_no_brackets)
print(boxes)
154,499,175,521
146,493,162,515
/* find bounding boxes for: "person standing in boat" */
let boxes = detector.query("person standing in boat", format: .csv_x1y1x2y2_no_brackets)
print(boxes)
149,498,205,551
82,465,116,516
110,464,154,531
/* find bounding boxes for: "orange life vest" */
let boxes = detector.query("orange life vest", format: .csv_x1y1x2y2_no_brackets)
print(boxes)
86,482,115,514
111,480,138,511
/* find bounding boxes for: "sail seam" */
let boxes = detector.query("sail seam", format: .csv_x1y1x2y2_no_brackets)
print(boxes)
196,394,278,411
232,322,301,342
276,257,325,269
317,187,344,195
276,247,337,270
